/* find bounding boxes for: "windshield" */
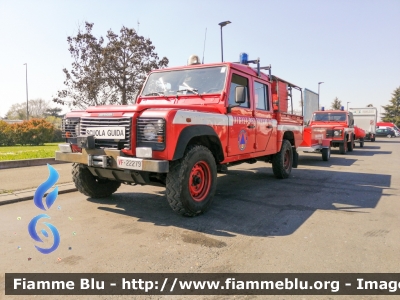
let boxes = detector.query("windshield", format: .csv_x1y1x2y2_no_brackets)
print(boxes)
313,113,347,122
141,66,227,96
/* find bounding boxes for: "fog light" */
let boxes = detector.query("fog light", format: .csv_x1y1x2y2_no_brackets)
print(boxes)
58,144,72,153
136,147,152,158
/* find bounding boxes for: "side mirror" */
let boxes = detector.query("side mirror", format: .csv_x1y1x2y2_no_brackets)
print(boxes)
235,86,246,104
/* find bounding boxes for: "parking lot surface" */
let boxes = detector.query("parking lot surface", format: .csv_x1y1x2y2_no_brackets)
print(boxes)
1,139,399,299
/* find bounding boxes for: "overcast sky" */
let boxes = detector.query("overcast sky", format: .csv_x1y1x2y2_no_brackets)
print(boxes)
0,0,399,119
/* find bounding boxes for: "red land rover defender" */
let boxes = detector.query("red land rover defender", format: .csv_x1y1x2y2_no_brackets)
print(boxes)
56,54,304,216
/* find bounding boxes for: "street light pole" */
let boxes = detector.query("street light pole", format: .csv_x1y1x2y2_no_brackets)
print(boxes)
347,102,350,111
218,21,231,62
23,63,29,120
318,82,324,109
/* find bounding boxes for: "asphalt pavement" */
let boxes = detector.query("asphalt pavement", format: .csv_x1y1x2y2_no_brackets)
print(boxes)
0,163,76,205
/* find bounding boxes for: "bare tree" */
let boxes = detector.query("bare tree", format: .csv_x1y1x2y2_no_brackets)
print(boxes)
6,99,50,119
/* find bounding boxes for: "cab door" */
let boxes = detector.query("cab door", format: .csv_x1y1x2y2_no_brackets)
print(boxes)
253,80,275,154
227,73,256,156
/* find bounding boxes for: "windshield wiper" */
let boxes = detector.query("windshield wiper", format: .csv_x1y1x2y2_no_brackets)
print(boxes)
176,88,199,95
144,92,165,96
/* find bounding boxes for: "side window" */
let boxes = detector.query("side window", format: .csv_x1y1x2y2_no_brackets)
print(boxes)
254,81,269,110
228,74,249,107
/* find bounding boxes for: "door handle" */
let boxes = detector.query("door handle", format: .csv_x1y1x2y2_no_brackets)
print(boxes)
267,124,273,128
247,124,255,129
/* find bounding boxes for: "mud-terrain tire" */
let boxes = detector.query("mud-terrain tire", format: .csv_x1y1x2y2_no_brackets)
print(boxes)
360,138,364,148
322,147,330,161
339,142,346,154
371,137,375,142
347,135,354,152
166,145,217,217
272,140,293,179
72,163,121,198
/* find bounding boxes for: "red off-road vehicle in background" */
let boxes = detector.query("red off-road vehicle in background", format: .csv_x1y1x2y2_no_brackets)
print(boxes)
56,54,304,216
298,107,365,161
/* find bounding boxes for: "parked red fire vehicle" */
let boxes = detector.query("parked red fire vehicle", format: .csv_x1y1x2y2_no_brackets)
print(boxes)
56,54,304,216
298,107,365,161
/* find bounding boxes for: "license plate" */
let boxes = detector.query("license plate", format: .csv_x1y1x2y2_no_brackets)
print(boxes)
85,127,125,139
117,156,143,170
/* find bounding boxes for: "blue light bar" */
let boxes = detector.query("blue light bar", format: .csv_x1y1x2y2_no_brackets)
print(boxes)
239,52,248,65
341,106,344,111
321,107,325,111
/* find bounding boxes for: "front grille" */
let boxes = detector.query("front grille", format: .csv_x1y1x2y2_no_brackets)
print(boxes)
61,118,80,138
80,117,132,149
137,118,166,151
326,129,334,138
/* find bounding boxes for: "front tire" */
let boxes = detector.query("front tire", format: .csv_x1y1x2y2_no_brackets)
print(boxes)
272,140,293,179
339,142,346,154
322,147,330,161
72,163,121,198
347,135,354,152
166,145,217,217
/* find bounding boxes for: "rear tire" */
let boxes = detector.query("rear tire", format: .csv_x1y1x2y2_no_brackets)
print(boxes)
322,147,330,161
272,140,293,179
371,136,375,142
72,163,121,198
360,141,364,148
166,145,217,217
387,134,392,138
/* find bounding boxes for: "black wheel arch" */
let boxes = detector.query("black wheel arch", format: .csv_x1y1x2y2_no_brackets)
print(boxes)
172,125,224,162
282,131,295,146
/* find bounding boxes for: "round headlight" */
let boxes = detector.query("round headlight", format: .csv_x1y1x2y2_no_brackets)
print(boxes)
143,124,157,141
334,130,340,136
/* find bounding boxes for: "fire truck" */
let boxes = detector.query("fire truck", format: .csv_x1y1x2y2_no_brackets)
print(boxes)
56,54,304,216
298,107,364,160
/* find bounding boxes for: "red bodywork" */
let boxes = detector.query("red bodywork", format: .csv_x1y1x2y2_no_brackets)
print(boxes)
298,109,363,157
63,62,303,164
354,126,366,140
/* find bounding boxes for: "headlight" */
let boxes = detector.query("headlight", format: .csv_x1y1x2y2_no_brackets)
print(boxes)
62,118,80,138
137,118,166,150
143,124,157,141
334,130,342,136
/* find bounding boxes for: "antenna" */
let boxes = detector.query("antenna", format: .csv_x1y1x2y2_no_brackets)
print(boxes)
202,28,207,64
137,20,140,34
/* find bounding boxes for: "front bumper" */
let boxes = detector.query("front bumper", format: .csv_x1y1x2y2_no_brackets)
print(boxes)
55,145,169,173
297,145,328,153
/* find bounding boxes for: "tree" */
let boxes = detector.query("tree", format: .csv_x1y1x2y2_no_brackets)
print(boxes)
45,107,63,118
331,97,342,110
5,103,26,120
29,99,50,118
381,86,400,127
53,22,169,109
5,99,51,120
